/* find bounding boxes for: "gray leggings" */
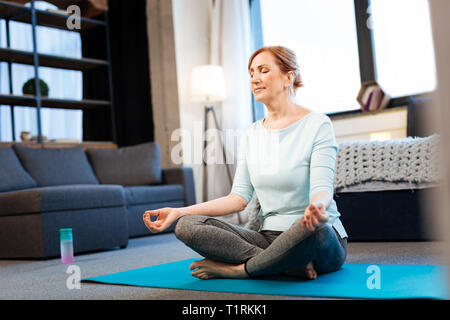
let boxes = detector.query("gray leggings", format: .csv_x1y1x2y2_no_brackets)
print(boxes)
174,215,347,277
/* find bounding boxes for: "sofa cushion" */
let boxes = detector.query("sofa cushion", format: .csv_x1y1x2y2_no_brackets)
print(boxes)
124,184,184,205
0,148,37,192
13,146,99,187
0,184,125,216
86,142,162,186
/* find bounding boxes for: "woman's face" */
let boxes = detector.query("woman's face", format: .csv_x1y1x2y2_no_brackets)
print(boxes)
249,51,291,104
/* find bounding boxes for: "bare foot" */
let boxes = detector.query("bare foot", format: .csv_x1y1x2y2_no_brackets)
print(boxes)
282,262,317,280
303,262,317,280
189,258,249,280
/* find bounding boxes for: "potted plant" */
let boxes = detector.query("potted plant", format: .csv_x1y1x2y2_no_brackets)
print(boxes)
22,78,49,97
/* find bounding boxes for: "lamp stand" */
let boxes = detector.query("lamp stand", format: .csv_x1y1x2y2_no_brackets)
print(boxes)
202,105,242,224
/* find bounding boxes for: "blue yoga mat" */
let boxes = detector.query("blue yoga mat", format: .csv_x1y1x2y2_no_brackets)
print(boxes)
81,258,448,299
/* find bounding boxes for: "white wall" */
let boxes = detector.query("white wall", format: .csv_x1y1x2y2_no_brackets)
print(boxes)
172,0,211,204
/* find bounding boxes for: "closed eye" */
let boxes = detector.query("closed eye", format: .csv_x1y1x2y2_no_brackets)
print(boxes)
250,70,269,78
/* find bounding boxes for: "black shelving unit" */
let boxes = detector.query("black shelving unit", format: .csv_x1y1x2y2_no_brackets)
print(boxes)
0,0,116,143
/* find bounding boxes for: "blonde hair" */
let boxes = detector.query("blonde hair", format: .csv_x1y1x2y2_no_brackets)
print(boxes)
248,46,303,95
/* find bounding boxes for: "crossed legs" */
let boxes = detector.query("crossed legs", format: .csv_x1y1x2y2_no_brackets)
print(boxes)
174,214,347,280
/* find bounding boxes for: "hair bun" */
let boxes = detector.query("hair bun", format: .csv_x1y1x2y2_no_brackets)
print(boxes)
293,71,303,88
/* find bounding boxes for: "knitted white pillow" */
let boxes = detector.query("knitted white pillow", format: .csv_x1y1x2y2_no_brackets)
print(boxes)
334,134,440,188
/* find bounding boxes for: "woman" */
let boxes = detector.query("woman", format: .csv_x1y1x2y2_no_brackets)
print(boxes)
143,46,348,280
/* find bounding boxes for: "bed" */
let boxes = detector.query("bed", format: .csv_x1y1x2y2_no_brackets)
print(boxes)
333,134,440,241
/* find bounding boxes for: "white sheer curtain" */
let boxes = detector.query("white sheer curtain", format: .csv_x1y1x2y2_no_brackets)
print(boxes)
0,1,82,142
205,0,253,201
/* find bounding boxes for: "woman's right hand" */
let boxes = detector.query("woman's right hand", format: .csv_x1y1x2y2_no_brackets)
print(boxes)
302,202,329,232
142,207,182,233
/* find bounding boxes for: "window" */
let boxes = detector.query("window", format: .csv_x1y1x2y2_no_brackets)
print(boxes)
370,0,436,98
256,0,437,115
0,1,83,142
260,0,361,114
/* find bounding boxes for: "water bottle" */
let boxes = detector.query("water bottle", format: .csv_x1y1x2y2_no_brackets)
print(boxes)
60,228,74,264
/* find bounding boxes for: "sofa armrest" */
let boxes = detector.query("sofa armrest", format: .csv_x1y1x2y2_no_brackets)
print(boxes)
161,167,196,206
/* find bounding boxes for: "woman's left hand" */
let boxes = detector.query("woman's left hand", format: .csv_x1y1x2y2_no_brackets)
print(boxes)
302,202,329,232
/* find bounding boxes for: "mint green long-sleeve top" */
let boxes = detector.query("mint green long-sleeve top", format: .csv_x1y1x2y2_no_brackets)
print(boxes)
231,111,348,238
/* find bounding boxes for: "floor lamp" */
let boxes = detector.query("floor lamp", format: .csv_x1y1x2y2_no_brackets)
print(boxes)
191,65,242,224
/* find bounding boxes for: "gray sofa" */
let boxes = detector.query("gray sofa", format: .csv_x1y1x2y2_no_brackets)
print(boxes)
0,142,196,259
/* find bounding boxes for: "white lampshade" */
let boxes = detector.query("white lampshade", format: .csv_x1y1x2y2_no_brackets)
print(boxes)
191,65,226,103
